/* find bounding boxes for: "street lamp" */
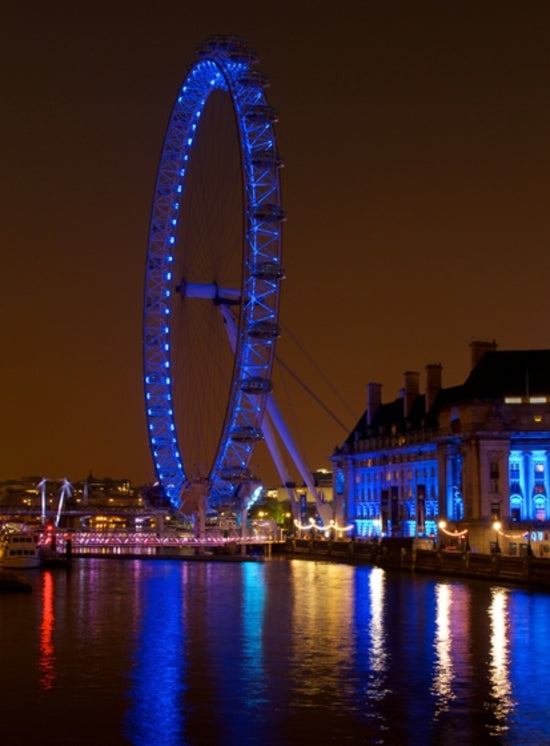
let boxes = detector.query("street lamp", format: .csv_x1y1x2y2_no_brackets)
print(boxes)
527,530,533,556
492,521,501,553
438,520,447,550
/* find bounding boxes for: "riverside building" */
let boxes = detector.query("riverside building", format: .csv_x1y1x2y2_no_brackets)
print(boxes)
331,341,550,555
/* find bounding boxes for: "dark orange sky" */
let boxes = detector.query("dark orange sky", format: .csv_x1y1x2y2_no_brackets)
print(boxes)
2,1,550,488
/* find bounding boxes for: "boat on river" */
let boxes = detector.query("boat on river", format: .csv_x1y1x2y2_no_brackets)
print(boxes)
0,525,41,569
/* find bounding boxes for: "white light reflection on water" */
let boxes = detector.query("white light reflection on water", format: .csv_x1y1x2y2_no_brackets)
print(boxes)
431,582,454,717
366,567,388,699
487,587,515,736
362,566,390,741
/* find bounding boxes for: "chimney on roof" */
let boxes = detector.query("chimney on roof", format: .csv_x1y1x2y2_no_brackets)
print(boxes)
403,371,420,418
470,339,497,370
425,363,442,412
367,382,382,426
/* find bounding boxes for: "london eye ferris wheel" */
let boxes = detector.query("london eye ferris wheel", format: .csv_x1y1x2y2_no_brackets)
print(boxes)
143,35,284,512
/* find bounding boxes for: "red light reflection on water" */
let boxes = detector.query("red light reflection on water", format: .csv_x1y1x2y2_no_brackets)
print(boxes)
39,571,55,691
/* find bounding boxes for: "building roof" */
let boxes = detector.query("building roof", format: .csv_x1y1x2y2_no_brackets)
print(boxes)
462,349,550,399
343,348,550,447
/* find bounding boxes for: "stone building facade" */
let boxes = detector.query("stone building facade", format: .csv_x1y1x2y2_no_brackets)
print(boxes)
331,341,550,555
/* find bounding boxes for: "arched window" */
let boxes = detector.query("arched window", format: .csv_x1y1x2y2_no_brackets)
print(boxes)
534,495,546,522
510,494,523,522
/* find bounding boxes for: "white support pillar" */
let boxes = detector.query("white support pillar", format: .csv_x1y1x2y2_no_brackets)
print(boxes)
261,411,300,518
219,302,333,525
265,394,333,525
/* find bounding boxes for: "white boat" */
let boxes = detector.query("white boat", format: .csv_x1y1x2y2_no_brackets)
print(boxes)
0,527,41,569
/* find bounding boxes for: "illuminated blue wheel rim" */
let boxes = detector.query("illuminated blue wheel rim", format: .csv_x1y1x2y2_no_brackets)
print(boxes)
143,36,284,510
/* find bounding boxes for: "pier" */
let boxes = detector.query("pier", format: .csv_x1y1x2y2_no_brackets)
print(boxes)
46,529,281,560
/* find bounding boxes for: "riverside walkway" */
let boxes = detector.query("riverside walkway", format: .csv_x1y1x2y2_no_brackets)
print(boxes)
284,536,550,588
31,528,550,585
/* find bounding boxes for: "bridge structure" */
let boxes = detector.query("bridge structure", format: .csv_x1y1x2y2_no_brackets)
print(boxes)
48,530,281,558
0,505,284,557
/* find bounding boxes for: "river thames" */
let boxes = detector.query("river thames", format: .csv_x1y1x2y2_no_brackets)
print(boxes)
0,556,549,745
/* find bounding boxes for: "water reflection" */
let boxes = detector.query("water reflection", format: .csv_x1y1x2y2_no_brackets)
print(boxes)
119,562,536,744
287,562,356,705
367,566,388,700
240,562,266,703
9,559,550,745
124,561,187,746
487,587,514,735
359,566,389,741
431,582,454,716
39,570,55,693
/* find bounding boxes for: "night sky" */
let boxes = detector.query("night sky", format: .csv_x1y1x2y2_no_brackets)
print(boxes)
2,1,550,488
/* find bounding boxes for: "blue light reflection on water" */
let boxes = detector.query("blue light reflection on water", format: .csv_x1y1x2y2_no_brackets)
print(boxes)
123,561,187,745
1,558,550,744
505,587,550,744
124,561,550,746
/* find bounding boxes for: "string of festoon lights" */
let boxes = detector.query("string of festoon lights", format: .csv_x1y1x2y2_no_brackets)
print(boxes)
440,519,530,542
437,520,469,538
491,520,529,541
294,517,355,538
